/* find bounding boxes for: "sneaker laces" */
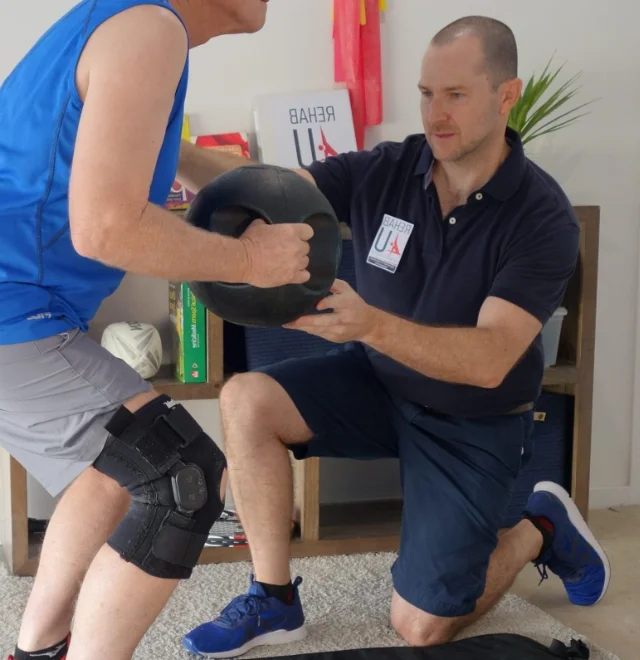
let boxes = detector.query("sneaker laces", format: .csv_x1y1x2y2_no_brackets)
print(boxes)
535,546,589,586
217,594,265,627
535,562,549,586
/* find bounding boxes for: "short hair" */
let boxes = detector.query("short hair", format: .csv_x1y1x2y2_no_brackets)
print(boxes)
431,16,518,87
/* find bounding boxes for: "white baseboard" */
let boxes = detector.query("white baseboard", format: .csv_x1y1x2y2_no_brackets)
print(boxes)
589,485,639,509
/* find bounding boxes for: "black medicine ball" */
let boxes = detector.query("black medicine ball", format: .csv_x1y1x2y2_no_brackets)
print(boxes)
184,164,343,327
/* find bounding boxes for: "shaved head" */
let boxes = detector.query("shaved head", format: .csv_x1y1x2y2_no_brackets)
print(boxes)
417,16,522,164
432,16,518,88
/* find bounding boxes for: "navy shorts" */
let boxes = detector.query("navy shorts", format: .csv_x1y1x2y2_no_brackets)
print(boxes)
257,342,534,618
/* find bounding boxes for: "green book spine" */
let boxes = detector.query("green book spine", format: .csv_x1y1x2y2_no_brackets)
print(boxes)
169,282,207,383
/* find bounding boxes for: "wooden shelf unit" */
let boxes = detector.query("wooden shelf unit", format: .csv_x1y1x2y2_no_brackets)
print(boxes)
1,207,599,576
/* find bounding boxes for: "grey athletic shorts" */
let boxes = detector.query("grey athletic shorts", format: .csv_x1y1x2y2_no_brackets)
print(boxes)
0,328,153,497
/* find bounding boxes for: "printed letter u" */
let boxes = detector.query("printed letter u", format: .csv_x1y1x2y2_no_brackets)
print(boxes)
374,228,391,252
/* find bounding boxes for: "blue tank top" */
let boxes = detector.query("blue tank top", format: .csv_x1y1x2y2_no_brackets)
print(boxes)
0,0,189,344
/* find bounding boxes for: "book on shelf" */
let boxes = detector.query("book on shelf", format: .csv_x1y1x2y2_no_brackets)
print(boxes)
165,114,251,212
168,281,207,384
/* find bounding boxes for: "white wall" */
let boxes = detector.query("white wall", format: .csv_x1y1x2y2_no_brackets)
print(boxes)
1,0,638,514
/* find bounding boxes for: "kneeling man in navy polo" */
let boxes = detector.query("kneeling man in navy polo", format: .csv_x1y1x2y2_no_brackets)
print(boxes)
177,15,610,657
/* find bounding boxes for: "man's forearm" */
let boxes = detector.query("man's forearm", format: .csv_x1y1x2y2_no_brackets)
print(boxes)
84,202,248,283
364,310,508,388
176,139,256,193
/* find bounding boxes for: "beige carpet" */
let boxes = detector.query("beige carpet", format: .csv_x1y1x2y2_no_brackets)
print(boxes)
0,553,619,659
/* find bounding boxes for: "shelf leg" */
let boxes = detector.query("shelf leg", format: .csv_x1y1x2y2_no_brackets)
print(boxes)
571,384,593,521
293,457,320,541
1,451,31,575
571,210,598,522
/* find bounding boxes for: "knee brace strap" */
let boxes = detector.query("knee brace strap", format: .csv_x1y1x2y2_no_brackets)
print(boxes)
94,395,226,579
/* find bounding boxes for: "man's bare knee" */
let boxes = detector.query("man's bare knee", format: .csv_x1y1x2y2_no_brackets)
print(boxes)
390,599,459,648
391,615,456,647
82,467,131,511
73,465,128,501
48,468,130,544
220,372,311,445
220,372,276,416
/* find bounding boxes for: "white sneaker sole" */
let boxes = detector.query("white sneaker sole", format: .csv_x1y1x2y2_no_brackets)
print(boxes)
198,625,307,659
533,481,611,604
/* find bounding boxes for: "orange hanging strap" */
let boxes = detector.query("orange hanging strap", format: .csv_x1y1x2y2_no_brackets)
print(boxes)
361,0,383,127
333,0,384,149
333,0,360,84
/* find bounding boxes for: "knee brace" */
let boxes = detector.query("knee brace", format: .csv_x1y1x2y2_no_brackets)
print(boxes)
94,394,226,580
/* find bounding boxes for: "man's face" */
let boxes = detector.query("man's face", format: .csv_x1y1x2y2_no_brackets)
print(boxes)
418,35,517,163
204,0,269,34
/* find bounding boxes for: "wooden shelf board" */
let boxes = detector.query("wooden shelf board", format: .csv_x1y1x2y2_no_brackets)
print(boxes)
149,365,575,400
543,363,579,386
150,364,220,400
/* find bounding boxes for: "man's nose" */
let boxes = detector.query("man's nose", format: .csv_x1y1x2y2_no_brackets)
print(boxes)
427,97,447,123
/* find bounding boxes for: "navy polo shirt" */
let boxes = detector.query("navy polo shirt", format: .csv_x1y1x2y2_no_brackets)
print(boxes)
305,128,580,417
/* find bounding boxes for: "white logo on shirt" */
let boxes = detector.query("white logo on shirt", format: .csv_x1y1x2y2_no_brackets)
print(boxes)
366,214,414,273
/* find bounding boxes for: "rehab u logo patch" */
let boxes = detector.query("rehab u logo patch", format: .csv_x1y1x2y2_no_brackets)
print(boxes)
367,214,414,273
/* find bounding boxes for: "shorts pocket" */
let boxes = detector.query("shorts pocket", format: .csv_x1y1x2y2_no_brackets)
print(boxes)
33,329,81,355
475,415,527,480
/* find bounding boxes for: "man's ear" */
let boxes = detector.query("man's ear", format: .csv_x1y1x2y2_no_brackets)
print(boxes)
500,77,523,117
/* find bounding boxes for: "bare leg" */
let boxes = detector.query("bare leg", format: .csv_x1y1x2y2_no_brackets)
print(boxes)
220,372,313,585
455,521,544,629
16,467,130,651
16,390,155,652
66,545,180,660
391,520,543,646
65,390,227,660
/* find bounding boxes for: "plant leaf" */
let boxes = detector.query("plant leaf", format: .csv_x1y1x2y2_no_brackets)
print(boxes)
508,55,597,145
520,87,580,136
510,58,564,133
524,72,582,117
510,75,538,130
523,113,592,144
519,75,582,136
525,99,597,136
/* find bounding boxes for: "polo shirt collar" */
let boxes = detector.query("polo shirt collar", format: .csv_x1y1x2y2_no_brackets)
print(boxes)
414,127,526,201
414,141,433,178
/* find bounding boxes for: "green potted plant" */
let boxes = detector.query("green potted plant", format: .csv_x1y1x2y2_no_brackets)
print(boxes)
508,55,598,145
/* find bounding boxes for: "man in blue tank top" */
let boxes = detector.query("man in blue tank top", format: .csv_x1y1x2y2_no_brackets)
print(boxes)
0,2,314,659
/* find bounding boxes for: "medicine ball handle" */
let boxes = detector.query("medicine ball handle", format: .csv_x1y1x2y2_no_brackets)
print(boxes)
183,164,343,327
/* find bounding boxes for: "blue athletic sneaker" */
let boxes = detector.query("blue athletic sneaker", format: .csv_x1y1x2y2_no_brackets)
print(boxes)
524,481,611,606
183,575,306,658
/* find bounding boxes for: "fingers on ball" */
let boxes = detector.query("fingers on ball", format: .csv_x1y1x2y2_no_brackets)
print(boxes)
298,270,311,283
298,224,314,240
